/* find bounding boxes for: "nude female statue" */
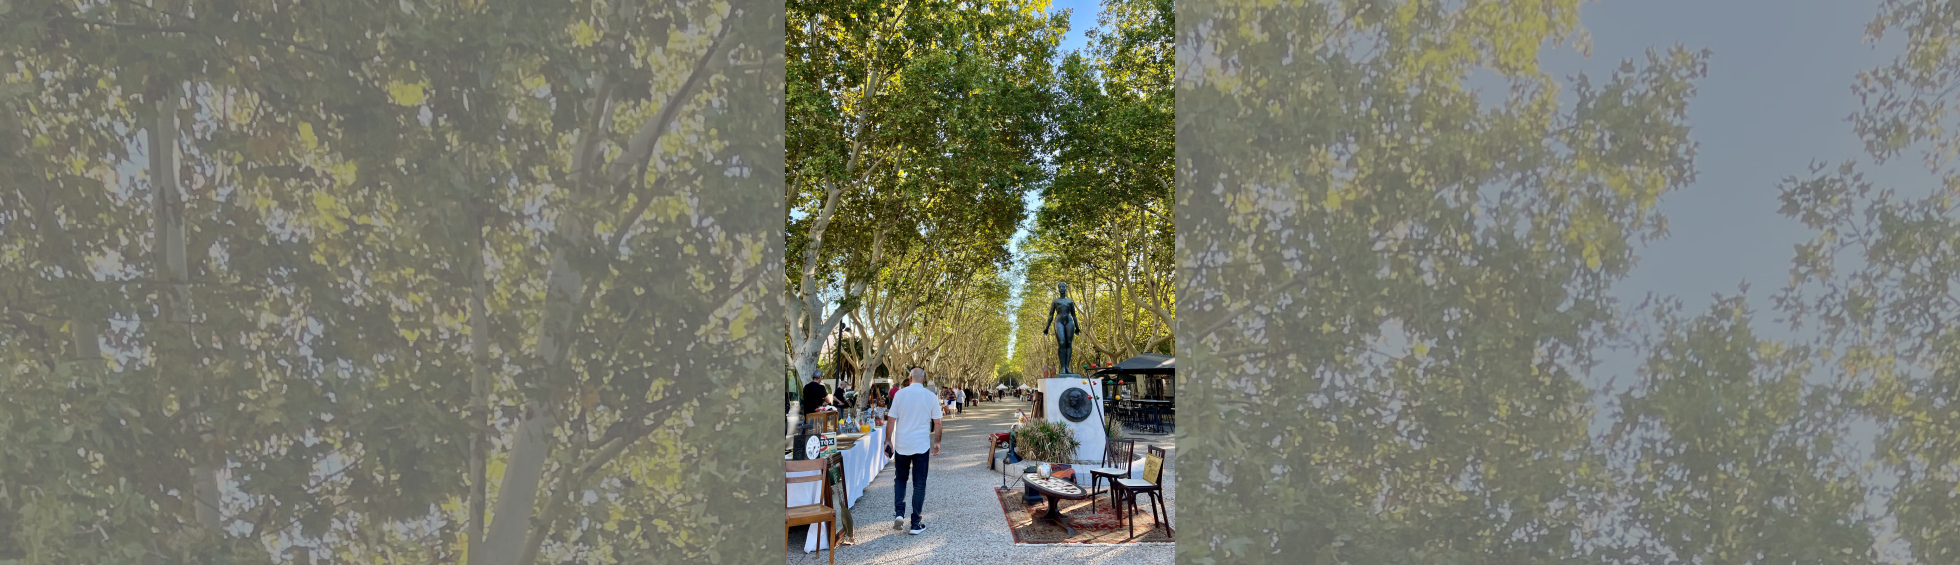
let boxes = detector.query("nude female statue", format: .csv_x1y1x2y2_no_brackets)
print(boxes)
1043,282,1081,375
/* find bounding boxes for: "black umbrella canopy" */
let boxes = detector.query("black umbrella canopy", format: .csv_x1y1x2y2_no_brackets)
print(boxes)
1092,353,1174,376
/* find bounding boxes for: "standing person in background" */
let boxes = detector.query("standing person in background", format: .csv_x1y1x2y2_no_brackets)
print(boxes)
884,366,943,535
954,386,965,414
800,373,828,418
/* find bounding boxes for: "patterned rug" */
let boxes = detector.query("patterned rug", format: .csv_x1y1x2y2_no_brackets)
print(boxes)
993,487,1173,544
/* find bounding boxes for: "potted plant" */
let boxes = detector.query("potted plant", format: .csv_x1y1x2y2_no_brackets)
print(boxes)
1004,419,1079,505
1010,419,1082,469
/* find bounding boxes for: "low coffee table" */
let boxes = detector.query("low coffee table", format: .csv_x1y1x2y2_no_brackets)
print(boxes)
1022,473,1093,536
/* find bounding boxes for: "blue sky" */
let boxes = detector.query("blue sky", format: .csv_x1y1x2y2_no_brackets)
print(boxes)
1562,3,1924,555
1550,1,1934,397
1553,0,1929,319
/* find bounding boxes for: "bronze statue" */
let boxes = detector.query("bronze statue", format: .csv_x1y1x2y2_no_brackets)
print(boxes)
1043,282,1080,375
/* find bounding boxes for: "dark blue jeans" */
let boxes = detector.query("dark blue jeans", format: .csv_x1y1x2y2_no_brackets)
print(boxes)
892,452,931,522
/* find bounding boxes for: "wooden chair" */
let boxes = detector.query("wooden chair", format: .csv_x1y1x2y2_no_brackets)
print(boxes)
785,459,841,565
1088,438,1137,513
1113,445,1169,537
988,432,1009,470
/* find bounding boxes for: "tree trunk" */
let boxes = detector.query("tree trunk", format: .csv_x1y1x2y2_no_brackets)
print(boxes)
483,66,605,563
480,399,554,565
152,82,223,532
465,177,492,565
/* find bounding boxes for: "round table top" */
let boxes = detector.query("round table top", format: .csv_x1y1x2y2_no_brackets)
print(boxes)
1023,474,1086,497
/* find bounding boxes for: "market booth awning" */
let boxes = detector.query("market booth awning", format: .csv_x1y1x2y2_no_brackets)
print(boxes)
1091,353,1174,376
1094,353,1175,432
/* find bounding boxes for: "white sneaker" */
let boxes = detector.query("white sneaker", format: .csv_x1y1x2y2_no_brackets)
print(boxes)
893,515,906,530
908,521,926,535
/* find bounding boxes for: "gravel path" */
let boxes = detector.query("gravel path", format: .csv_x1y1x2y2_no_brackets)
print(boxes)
787,398,1175,564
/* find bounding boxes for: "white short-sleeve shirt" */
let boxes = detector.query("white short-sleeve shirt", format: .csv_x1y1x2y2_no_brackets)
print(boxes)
887,382,944,456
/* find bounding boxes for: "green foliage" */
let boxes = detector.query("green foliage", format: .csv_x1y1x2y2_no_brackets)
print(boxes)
0,1,781,564
1041,0,1173,241
784,0,1058,386
1755,3,1960,563
1176,0,1705,563
1176,0,1960,563
1013,419,1083,465
997,368,1025,388
1603,295,1877,564
1016,0,1174,374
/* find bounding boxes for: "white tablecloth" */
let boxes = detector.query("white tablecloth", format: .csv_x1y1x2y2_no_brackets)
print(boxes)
787,426,889,553
841,427,888,507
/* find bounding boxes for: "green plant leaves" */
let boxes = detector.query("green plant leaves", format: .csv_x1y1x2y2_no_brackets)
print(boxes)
1013,418,1083,464
0,1,782,563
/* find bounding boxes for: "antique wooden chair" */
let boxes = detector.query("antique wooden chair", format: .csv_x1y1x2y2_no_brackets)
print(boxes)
1088,438,1137,512
1113,445,1169,537
785,458,841,565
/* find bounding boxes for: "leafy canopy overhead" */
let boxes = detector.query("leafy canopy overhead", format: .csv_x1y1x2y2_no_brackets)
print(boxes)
0,1,781,564
1176,0,1705,563
785,0,1060,388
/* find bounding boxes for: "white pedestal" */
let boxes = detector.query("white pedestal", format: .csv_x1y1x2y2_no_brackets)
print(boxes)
1040,376,1107,464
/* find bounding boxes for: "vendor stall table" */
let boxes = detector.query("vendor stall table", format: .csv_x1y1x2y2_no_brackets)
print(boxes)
786,426,889,552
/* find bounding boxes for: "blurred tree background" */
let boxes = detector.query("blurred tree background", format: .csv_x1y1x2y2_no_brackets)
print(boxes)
1178,0,1960,563
0,1,782,564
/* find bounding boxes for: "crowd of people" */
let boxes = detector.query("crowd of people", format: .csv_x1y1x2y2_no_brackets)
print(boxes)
795,371,1022,419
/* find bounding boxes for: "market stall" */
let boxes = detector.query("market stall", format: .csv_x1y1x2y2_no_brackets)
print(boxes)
786,424,889,553
1093,353,1175,433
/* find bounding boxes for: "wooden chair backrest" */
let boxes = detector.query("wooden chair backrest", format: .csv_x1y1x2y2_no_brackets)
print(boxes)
1143,445,1166,484
785,458,832,507
786,458,827,483
1105,438,1137,470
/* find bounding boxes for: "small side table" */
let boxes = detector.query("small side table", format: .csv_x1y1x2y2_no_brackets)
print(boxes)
1022,473,1092,536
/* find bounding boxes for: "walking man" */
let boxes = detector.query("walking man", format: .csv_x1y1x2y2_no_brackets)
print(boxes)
955,386,965,414
884,366,943,534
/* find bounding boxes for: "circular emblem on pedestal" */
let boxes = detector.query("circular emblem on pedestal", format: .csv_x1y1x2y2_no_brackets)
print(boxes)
1060,388,1093,422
